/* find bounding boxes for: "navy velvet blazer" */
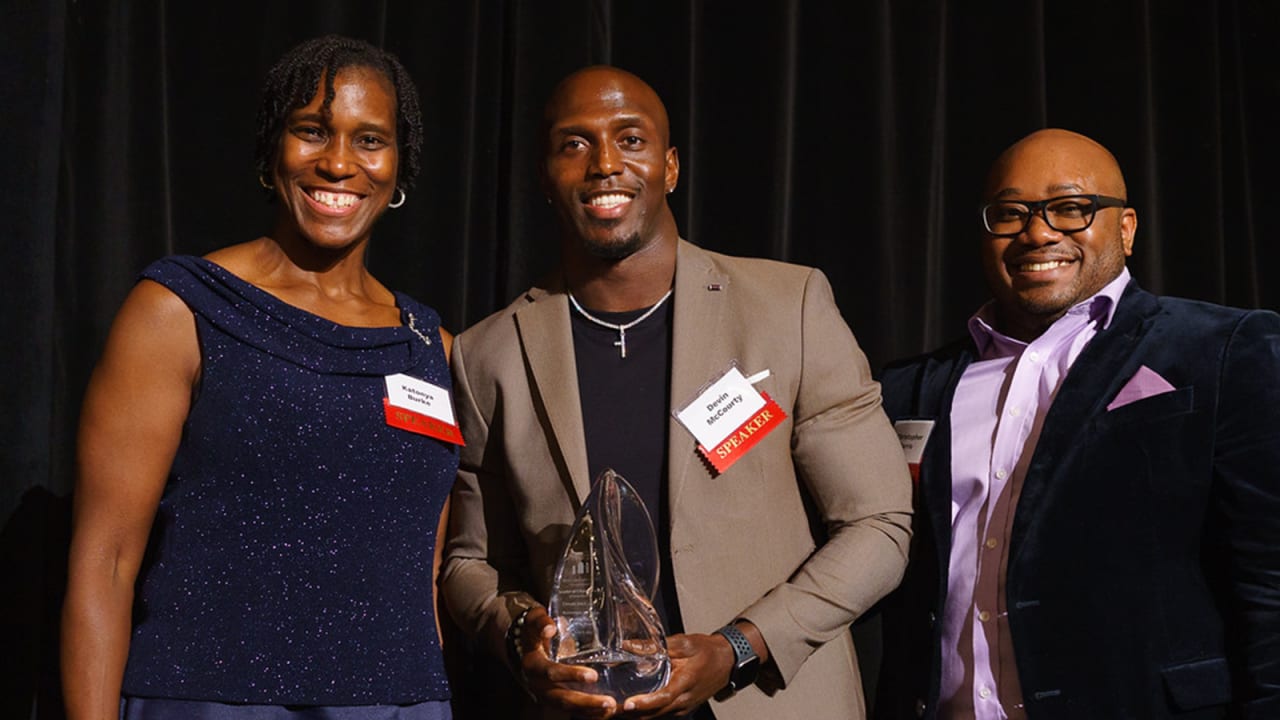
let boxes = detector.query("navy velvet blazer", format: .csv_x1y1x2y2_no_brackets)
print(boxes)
874,282,1280,720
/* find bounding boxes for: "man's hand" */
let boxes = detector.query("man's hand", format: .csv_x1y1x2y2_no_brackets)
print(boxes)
617,632,735,718
516,606,621,718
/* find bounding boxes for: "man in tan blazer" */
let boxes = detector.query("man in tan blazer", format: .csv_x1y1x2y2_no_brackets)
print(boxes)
441,65,912,720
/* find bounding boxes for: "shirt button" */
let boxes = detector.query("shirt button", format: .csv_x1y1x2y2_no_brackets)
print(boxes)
1028,351,1041,362
978,610,991,622
979,687,992,699
995,469,1008,480
985,537,999,549
1009,405,1022,417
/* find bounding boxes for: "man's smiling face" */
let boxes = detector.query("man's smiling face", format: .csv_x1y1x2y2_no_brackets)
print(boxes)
980,129,1137,340
541,67,679,261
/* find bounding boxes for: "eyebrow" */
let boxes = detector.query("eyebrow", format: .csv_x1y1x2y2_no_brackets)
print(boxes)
552,115,652,136
287,112,393,135
354,121,395,135
609,114,649,131
993,182,1087,199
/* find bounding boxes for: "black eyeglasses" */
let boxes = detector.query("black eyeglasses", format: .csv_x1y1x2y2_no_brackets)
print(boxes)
981,194,1127,236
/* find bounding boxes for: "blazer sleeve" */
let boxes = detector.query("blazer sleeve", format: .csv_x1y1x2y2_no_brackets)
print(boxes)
439,330,536,664
1215,309,1280,717
738,268,914,685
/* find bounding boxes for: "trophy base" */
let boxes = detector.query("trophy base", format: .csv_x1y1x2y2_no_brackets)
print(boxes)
558,649,671,701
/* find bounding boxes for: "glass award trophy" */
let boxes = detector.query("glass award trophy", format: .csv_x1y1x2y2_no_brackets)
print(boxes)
548,468,670,700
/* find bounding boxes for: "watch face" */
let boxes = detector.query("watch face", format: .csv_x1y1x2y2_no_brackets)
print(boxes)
735,654,760,688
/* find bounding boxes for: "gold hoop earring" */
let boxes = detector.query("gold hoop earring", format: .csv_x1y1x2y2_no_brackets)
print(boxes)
258,173,275,191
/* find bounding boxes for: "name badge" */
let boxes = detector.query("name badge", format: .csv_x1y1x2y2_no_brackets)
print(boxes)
893,419,934,486
383,373,465,446
674,366,786,473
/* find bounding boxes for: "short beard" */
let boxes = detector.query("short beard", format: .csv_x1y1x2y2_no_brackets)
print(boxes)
579,231,645,261
1014,291,1072,317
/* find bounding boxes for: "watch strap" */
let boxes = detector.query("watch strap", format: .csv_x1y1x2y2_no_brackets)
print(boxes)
714,623,760,692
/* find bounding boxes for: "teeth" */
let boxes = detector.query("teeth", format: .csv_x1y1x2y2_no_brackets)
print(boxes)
587,192,631,208
310,190,359,209
1020,260,1070,272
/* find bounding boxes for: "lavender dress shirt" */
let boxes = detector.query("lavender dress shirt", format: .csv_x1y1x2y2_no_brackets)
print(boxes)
939,268,1130,720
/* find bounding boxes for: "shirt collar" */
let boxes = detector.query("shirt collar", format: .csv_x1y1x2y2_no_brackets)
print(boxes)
967,267,1131,356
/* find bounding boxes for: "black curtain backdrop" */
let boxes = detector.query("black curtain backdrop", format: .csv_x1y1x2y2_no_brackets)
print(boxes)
3,1,1278,717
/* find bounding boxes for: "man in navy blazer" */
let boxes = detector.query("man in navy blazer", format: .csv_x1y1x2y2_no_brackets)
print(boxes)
874,128,1280,719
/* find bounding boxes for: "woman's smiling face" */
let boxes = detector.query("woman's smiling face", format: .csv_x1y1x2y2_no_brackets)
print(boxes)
272,65,399,251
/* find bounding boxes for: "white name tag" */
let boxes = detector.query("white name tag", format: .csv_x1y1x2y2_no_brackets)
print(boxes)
893,420,935,464
384,373,456,426
894,419,934,487
675,366,767,449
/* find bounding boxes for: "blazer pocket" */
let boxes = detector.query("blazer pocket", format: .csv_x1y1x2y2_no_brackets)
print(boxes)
1161,657,1232,711
1102,385,1194,427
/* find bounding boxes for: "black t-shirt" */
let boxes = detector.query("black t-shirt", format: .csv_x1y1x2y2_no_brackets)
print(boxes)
569,296,684,633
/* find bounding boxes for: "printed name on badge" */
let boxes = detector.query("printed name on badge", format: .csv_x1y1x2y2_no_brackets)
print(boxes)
674,366,786,473
383,373,465,446
893,419,934,486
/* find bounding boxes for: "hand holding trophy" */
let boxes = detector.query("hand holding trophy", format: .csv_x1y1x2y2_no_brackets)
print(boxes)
547,469,671,701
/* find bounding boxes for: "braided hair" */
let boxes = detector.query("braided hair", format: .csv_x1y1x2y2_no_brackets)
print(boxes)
254,35,423,191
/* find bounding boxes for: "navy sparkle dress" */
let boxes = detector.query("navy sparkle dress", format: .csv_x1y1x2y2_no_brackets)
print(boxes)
119,256,455,719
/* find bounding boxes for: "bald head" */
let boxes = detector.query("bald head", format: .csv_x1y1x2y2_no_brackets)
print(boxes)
543,65,671,148
985,128,1128,201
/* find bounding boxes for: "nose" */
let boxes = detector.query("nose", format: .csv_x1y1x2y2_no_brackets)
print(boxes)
1019,211,1063,247
588,142,622,178
316,139,356,180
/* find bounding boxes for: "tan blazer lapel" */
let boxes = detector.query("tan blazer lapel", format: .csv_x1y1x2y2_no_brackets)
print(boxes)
667,240,731,512
514,285,593,505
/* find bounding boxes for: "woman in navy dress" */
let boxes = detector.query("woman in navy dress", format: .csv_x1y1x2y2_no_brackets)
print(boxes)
62,35,456,719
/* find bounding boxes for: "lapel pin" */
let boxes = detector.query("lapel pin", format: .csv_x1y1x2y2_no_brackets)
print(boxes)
706,283,722,291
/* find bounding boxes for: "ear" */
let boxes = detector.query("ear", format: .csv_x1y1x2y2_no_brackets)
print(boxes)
664,146,680,194
1120,207,1137,256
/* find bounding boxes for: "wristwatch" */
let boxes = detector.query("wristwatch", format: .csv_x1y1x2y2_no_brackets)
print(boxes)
714,623,760,693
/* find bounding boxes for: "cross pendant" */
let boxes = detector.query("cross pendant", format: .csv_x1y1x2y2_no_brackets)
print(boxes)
615,328,628,358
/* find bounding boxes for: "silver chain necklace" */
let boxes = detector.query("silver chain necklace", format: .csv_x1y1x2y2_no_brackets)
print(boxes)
568,289,673,358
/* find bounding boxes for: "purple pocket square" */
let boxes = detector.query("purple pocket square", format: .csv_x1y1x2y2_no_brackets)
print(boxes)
1107,365,1177,411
